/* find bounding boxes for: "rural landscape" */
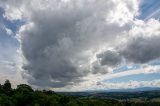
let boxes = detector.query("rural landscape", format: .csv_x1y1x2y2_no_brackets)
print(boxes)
0,0,160,105
1,80,160,106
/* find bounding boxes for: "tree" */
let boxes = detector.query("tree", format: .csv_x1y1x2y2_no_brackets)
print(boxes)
0,94,12,106
59,96,69,106
43,90,56,95
2,80,11,92
11,84,34,106
17,84,33,92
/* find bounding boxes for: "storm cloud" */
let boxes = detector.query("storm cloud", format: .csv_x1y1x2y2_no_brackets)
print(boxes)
14,0,138,87
119,36,160,63
118,19,160,64
96,50,122,67
2,0,160,88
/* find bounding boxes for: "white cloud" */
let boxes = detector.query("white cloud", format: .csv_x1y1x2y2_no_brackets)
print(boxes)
0,72,27,88
0,43,26,88
3,8,23,21
106,0,139,26
5,27,13,35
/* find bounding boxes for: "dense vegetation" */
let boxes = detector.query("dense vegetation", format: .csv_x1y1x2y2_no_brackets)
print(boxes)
0,80,160,106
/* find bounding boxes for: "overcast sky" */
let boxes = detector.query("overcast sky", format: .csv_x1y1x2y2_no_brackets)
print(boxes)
0,0,160,91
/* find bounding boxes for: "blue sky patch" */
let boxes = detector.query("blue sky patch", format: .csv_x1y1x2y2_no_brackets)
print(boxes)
105,73,160,83
113,64,141,73
138,0,160,20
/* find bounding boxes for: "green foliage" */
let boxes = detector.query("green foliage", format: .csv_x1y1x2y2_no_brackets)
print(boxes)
3,80,11,91
0,80,160,106
66,101,79,106
17,84,33,92
0,94,12,106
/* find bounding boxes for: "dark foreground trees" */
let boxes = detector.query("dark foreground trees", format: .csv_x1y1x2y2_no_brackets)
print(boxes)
0,80,160,106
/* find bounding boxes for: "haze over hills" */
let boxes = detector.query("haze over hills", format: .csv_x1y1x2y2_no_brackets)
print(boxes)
57,87,160,100
90,87,160,92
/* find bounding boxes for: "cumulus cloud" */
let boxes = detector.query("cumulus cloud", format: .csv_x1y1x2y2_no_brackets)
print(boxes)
96,49,122,67
91,49,122,74
118,19,160,64
119,36,160,63
5,27,13,35
93,19,160,69
10,0,138,88
1,0,160,89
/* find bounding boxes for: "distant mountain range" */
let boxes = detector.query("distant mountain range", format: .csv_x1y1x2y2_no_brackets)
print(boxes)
57,87,160,99
97,87,160,92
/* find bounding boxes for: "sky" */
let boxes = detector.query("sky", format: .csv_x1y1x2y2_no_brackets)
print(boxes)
0,0,160,91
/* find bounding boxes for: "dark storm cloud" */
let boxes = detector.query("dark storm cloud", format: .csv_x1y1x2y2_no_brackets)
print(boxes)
96,50,122,67
119,36,160,63
91,49,122,74
91,61,108,74
20,7,90,87
19,0,128,87
23,59,83,87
